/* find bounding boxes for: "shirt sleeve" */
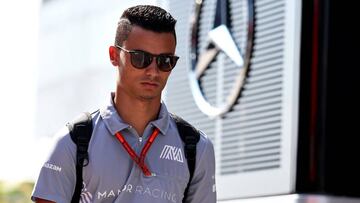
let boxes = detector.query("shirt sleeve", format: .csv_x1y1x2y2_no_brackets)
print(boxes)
31,128,77,202
184,131,217,203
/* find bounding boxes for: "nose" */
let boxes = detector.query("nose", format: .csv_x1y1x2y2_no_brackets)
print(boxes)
145,57,160,76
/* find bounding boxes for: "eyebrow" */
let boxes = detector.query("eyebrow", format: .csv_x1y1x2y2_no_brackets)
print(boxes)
131,49,175,56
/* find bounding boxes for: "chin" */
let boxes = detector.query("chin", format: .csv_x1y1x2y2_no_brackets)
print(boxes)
138,94,159,101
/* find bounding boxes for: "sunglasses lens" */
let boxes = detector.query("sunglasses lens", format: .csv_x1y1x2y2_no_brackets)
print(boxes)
124,47,179,71
157,55,179,71
130,51,152,69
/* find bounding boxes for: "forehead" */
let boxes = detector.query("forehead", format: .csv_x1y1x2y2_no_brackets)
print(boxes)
123,26,176,54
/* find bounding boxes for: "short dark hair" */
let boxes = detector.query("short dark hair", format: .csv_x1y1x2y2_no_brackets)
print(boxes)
114,5,177,46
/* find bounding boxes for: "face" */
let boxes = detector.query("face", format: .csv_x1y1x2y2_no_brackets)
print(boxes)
109,26,176,101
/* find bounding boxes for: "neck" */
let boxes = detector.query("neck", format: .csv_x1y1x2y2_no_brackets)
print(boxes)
113,91,161,136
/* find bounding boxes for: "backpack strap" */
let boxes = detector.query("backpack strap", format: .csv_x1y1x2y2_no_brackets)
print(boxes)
66,112,93,203
170,113,200,203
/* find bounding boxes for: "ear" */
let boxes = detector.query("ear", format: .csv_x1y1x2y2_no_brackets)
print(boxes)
109,46,119,66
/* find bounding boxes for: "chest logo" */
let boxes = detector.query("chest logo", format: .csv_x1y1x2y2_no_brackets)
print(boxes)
80,182,93,203
159,145,184,163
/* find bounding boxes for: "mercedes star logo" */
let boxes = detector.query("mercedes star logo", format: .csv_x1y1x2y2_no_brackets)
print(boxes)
189,0,255,117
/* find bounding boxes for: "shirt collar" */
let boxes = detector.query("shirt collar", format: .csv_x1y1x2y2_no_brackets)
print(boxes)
100,93,170,136
150,102,170,136
99,94,129,135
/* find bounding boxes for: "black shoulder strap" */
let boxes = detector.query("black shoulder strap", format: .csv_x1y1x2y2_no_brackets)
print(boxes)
66,112,93,203
171,113,200,203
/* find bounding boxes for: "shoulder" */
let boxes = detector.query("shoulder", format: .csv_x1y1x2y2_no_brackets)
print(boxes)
53,126,75,147
197,130,215,158
49,126,76,158
49,110,99,157
67,110,100,130
168,114,214,157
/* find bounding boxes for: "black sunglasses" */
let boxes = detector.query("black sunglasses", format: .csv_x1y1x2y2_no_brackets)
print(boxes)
115,45,179,72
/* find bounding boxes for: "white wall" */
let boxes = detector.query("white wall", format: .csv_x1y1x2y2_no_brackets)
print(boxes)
36,0,157,139
0,0,156,182
0,0,40,182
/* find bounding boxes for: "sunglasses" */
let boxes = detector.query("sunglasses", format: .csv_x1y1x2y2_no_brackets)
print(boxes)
115,45,179,72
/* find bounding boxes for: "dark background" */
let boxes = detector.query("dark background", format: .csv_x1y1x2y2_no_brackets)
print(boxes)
297,0,360,197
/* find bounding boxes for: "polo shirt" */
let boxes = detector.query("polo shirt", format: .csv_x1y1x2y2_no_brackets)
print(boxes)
32,94,216,203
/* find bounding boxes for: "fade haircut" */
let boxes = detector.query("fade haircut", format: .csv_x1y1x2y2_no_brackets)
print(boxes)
114,5,177,46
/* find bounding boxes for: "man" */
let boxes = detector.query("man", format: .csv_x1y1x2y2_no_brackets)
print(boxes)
32,5,216,203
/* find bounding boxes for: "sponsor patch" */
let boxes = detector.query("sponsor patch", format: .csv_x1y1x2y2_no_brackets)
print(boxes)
159,145,184,163
43,162,62,172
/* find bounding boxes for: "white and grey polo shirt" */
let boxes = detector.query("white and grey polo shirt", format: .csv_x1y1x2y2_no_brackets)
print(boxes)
32,95,216,203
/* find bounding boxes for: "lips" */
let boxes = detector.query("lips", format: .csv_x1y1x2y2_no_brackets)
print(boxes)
141,81,159,87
